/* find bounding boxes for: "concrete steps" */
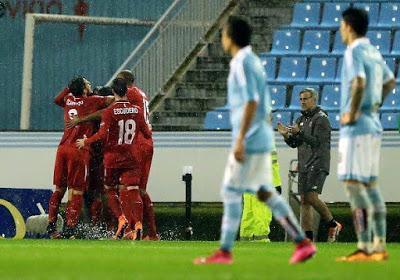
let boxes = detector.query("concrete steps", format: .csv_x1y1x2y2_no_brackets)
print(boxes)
152,0,297,131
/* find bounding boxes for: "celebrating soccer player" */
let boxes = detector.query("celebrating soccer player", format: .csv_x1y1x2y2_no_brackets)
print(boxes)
76,78,152,240
117,70,158,240
194,16,316,265
336,8,396,262
48,77,112,239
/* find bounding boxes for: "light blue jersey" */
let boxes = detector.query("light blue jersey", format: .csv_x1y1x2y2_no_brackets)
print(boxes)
340,38,394,137
228,46,274,153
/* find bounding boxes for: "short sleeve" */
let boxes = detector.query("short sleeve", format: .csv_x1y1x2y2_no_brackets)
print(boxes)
241,57,259,103
350,48,366,79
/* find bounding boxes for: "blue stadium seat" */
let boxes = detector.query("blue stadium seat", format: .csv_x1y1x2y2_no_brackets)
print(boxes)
381,112,399,130
270,29,301,54
367,31,391,55
320,2,351,28
321,85,341,111
269,85,287,110
301,30,331,54
384,57,396,74
291,3,321,27
293,111,302,122
204,109,231,130
353,2,379,26
289,84,320,110
378,3,400,27
307,57,337,82
277,56,307,82
260,55,277,80
327,111,341,130
397,63,400,81
391,31,400,55
335,57,343,82
332,31,346,54
381,86,400,111
272,111,292,128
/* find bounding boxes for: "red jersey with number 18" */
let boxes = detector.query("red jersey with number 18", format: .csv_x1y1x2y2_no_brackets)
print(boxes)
127,86,153,147
85,101,151,169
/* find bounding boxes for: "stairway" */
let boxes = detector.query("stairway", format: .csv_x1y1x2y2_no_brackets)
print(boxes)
151,0,297,131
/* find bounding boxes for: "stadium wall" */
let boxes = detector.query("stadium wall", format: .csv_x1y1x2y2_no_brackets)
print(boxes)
1,131,400,202
0,0,173,130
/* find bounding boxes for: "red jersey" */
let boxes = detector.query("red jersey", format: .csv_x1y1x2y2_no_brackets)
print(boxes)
55,88,107,146
127,86,153,147
85,100,151,169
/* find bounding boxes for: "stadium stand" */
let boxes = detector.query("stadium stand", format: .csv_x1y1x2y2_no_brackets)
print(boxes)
0,0,173,130
203,0,400,131
277,56,308,82
260,55,278,81
204,107,231,130
320,2,350,28
272,111,292,129
290,2,321,27
381,86,400,111
320,85,341,111
270,29,301,54
367,30,392,55
381,112,400,129
378,2,400,27
270,85,287,110
301,30,331,54
306,57,337,83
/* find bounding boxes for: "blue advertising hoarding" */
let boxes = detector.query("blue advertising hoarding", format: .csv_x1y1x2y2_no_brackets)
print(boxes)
0,188,52,239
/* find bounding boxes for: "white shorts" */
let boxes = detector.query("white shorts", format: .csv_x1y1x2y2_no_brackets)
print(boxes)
222,152,273,194
337,134,381,184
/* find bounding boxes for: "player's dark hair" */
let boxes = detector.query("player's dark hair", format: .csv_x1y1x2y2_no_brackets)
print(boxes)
225,16,252,48
117,70,135,85
68,76,86,97
97,86,113,97
342,7,369,37
112,78,127,97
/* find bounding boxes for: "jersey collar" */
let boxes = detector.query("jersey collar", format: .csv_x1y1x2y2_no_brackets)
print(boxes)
347,37,370,51
230,45,252,68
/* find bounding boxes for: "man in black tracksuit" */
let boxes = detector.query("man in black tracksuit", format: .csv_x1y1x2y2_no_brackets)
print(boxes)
278,88,341,242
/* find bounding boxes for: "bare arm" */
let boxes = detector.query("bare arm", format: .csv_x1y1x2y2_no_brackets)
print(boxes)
341,77,365,125
65,109,104,129
382,79,396,102
234,101,257,162
54,88,69,107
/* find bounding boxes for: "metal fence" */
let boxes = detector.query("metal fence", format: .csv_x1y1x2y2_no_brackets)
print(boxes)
107,0,235,101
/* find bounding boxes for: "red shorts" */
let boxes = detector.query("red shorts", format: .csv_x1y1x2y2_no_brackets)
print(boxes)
104,168,141,187
139,144,154,190
53,145,89,191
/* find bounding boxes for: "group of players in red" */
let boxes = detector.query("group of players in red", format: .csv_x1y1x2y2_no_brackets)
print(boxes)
47,70,158,240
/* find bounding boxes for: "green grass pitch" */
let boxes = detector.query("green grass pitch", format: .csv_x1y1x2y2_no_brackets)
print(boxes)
0,240,399,280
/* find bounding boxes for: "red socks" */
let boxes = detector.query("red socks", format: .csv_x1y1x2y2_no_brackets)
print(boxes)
48,190,64,223
66,194,83,228
106,188,122,219
120,188,143,229
141,191,157,237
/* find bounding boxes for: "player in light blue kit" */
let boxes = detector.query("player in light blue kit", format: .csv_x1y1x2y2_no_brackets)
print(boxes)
337,8,396,262
194,16,316,265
